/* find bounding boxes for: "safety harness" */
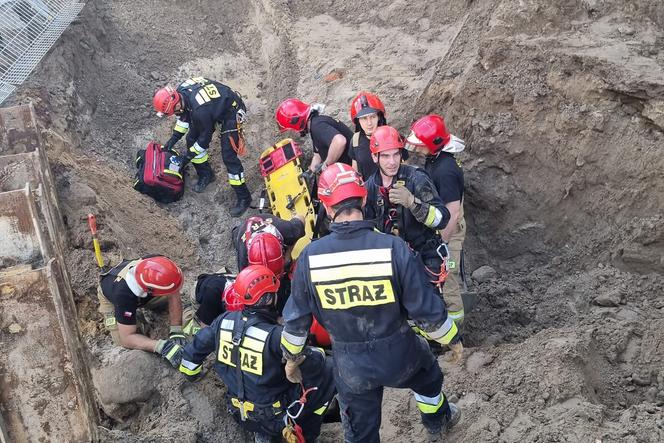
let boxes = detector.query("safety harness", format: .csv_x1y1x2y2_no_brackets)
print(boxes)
230,315,319,442
426,242,450,289
282,383,319,443
230,314,259,422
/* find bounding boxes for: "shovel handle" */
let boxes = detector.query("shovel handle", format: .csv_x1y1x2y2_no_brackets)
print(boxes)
87,213,98,235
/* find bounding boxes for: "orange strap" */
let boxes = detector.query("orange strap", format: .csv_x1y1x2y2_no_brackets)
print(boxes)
426,260,448,289
229,125,247,156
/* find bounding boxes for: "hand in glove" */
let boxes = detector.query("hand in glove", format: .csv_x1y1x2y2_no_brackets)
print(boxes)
389,184,416,209
448,340,464,365
169,326,188,347
284,354,306,384
155,339,183,368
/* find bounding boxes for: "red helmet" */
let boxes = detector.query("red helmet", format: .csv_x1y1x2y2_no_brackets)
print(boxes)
406,114,452,154
153,86,181,117
134,256,183,296
369,125,405,154
318,163,367,208
275,98,312,132
310,317,331,347
223,283,243,312
247,232,285,276
349,91,386,122
234,265,280,306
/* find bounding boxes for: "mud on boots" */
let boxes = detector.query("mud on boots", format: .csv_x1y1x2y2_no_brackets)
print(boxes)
192,161,216,193
153,77,250,205
230,179,252,217
281,163,462,443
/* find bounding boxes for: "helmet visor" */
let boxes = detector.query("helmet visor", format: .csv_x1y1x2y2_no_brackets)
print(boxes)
404,131,425,151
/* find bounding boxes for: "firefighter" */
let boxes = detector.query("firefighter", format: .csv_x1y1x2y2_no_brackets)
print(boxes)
364,124,450,263
182,213,308,336
406,115,467,323
275,98,353,173
179,265,336,443
181,268,235,337
348,91,388,179
153,77,251,216
233,213,306,275
281,163,462,443
96,255,186,367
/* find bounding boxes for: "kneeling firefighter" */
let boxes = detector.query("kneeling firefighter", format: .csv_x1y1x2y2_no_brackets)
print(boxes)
179,265,336,442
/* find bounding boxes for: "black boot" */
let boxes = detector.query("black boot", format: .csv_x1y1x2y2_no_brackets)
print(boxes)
230,183,251,217
193,162,216,193
422,402,461,441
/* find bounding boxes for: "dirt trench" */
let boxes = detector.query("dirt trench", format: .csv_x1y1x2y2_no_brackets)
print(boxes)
5,0,664,441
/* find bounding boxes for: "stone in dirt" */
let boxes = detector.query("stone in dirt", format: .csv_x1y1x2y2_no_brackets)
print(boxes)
472,265,497,283
592,289,622,307
92,350,161,406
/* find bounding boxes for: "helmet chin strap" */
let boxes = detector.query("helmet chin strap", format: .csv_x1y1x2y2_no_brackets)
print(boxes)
125,268,148,298
331,200,363,221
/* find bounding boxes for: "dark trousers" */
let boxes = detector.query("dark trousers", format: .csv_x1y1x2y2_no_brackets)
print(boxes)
333,325,448,443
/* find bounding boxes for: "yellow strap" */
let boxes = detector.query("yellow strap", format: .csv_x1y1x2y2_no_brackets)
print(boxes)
163,169,183,180
231,398,255,413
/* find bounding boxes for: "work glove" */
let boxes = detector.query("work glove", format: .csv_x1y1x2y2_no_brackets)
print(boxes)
169,326,188,347
389,183,416,209
154,339,183,369
284,354,306,384
182,318,202,337
448,340,464,365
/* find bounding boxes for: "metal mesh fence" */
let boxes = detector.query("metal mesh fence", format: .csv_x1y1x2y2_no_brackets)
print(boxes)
0,0,84,105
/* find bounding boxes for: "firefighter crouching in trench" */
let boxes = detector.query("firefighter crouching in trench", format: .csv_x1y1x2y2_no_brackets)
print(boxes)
280,163,462,443
96,255,187,367
178,265,336,443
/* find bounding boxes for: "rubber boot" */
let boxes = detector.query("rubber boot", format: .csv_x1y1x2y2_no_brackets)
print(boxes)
193,162,216,193
422,402,461,441
230,183,251,217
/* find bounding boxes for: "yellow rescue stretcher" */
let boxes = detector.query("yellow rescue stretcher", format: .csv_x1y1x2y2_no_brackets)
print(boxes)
259,139,316,259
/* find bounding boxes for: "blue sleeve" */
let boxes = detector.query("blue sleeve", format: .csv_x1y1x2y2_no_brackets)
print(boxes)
394,239,459,345
281,253,314,357
179,317,218,379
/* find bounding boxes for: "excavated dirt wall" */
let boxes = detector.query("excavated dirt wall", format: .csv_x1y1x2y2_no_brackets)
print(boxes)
5,0,664,441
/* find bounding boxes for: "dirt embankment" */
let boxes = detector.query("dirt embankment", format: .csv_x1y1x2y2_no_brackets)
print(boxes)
7,0,664,441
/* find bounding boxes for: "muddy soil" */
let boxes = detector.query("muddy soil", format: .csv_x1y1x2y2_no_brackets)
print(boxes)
7,0,664,441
